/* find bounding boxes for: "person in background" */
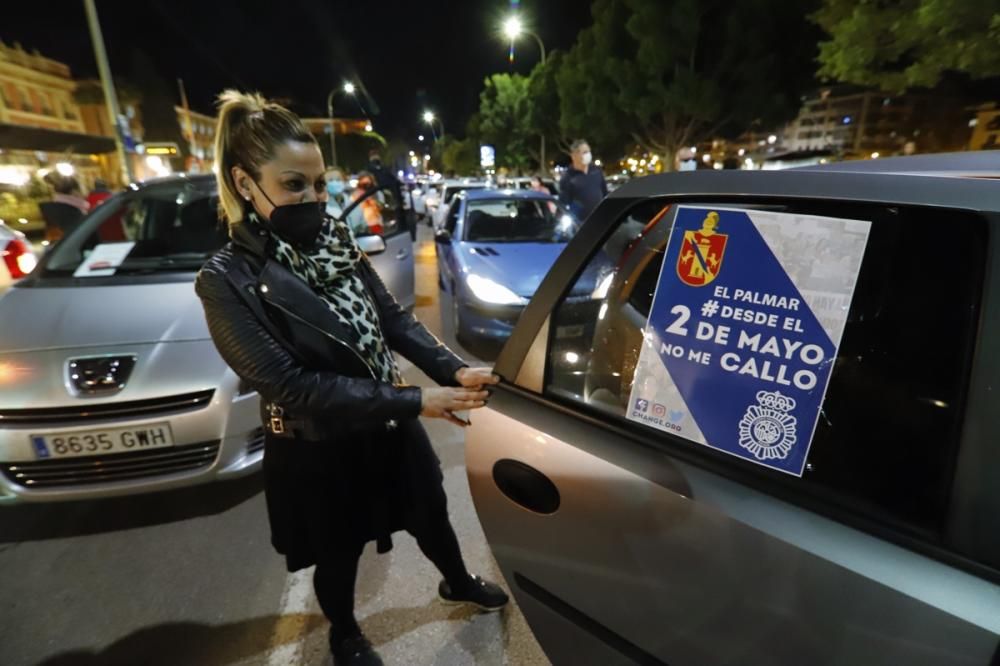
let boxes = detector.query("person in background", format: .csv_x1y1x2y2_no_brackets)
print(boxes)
365,148,401,202
40,173,89,242
197,90,508,666
86,178,112,210
558,139,607,221
324,167,368,235
529,175,557,214
49,174,90,215
351,171,385,236
528,175,550,196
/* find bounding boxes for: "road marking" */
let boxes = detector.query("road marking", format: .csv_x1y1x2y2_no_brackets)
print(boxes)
266,567,316,665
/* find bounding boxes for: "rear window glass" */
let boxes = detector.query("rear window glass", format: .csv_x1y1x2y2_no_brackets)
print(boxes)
545,199,986,538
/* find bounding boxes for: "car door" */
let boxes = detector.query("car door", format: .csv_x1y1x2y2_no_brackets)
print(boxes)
435,198,463,293
467,170,1000,665
365,201,415,310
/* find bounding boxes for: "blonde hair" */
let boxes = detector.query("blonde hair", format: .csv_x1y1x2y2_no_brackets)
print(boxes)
213,89,315,225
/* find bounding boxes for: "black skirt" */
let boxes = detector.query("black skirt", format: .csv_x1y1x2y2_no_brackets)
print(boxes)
262,418,449,572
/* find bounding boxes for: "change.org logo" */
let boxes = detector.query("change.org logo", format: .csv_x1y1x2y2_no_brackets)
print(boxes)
632,398,684,432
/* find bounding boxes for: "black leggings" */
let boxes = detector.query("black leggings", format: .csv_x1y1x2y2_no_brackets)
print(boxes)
313,515,470,640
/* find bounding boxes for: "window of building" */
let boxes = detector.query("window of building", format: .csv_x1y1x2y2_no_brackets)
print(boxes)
544,198,986,542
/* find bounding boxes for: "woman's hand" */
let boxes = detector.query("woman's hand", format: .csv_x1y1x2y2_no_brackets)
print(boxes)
454,367,500,389
421,387,489,427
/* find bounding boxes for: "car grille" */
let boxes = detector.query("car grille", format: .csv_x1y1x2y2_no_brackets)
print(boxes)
1,440,220,488
0,390,215,425
246,427,265,455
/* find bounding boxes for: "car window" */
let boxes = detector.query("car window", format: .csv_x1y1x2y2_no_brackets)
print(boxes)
41,180,227,280
544,198,987,540
444,200,462,236
464,199,576,243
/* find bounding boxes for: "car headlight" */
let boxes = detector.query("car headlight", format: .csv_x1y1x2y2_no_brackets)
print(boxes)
591,272,615,300
466,274,528,305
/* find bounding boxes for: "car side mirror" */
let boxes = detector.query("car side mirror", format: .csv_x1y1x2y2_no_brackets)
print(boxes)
357,234,387,256
435,229,452,245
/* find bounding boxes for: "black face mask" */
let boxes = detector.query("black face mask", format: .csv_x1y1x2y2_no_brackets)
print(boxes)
250,180,327,251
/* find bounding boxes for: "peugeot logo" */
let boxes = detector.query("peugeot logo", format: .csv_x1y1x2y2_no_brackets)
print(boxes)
67,355,137,396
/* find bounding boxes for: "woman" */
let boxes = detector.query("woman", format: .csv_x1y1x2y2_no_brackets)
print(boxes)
196,90,508,666
324,167,368,238
350,171,385,236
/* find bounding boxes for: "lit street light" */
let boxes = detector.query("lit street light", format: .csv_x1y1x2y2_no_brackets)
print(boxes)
327,82,357,168
502,15,547,174
422,110,444,140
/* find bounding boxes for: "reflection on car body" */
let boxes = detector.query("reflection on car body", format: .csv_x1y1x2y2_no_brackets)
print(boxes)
466,153,1000,665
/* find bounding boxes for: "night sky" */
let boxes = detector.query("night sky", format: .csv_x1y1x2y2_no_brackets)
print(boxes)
4,0,592,141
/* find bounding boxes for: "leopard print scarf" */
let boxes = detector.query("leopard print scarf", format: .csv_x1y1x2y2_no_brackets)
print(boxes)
251,211,400,384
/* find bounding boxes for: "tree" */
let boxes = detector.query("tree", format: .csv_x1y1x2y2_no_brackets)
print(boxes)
557,0,819,169
475,73,535,172
526,51,571,165
814,0,1000,92
440,137,480,176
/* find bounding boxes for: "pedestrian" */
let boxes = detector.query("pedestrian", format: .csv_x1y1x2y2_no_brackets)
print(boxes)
558,139,608,220
40,173,89,242
528,174,550,195
196,90,509,666
86,178,112,210
365,148,401,202
324,167,369,237
351,171,385,236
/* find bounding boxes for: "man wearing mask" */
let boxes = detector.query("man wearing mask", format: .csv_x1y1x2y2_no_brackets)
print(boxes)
365,149,401,202
558,139,607,221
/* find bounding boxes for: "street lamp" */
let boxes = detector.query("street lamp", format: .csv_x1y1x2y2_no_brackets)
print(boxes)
327,82,357,167
422,110,444,140
502,15,547,174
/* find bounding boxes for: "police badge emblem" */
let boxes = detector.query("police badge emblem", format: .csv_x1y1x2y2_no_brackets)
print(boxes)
737,390,798,461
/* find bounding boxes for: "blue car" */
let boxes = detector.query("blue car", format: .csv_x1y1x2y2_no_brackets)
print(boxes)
435,189,604,358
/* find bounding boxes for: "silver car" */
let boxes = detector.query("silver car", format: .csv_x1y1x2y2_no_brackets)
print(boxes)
467,155,1000,664
0,174,413,503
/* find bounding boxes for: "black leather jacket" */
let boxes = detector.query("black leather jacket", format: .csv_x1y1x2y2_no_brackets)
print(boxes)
195,221,466,439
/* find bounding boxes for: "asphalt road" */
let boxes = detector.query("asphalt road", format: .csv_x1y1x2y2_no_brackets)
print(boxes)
0,224,549,666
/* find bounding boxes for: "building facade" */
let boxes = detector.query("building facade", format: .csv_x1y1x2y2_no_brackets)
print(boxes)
0,41,84,134
780,87,968,159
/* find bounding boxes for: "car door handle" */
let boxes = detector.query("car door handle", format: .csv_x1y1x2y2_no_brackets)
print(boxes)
492,459,560,514
396,249,409,260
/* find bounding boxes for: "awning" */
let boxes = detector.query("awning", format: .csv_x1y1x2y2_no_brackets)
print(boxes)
0,123,117,154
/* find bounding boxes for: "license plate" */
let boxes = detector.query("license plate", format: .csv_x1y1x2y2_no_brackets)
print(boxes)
30,423,174,460
556,324,585,339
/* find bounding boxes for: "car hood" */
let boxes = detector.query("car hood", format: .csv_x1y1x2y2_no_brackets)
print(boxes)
458,242,568,298
0,282,210,354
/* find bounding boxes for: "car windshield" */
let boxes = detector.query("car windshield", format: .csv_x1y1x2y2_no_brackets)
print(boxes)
40,179,227,280
444,185,483,204
464,198,578,243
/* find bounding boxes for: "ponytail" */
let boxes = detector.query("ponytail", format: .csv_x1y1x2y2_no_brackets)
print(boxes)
213,89,315,225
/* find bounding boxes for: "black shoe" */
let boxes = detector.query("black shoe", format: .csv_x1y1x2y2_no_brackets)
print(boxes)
330,634,383,666
438,574,509,612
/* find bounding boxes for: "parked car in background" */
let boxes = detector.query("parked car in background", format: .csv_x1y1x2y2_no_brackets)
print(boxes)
466,157,1000,665
430,179,489,229
0,222,38,294
0,174,413,503
434,189,592,359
